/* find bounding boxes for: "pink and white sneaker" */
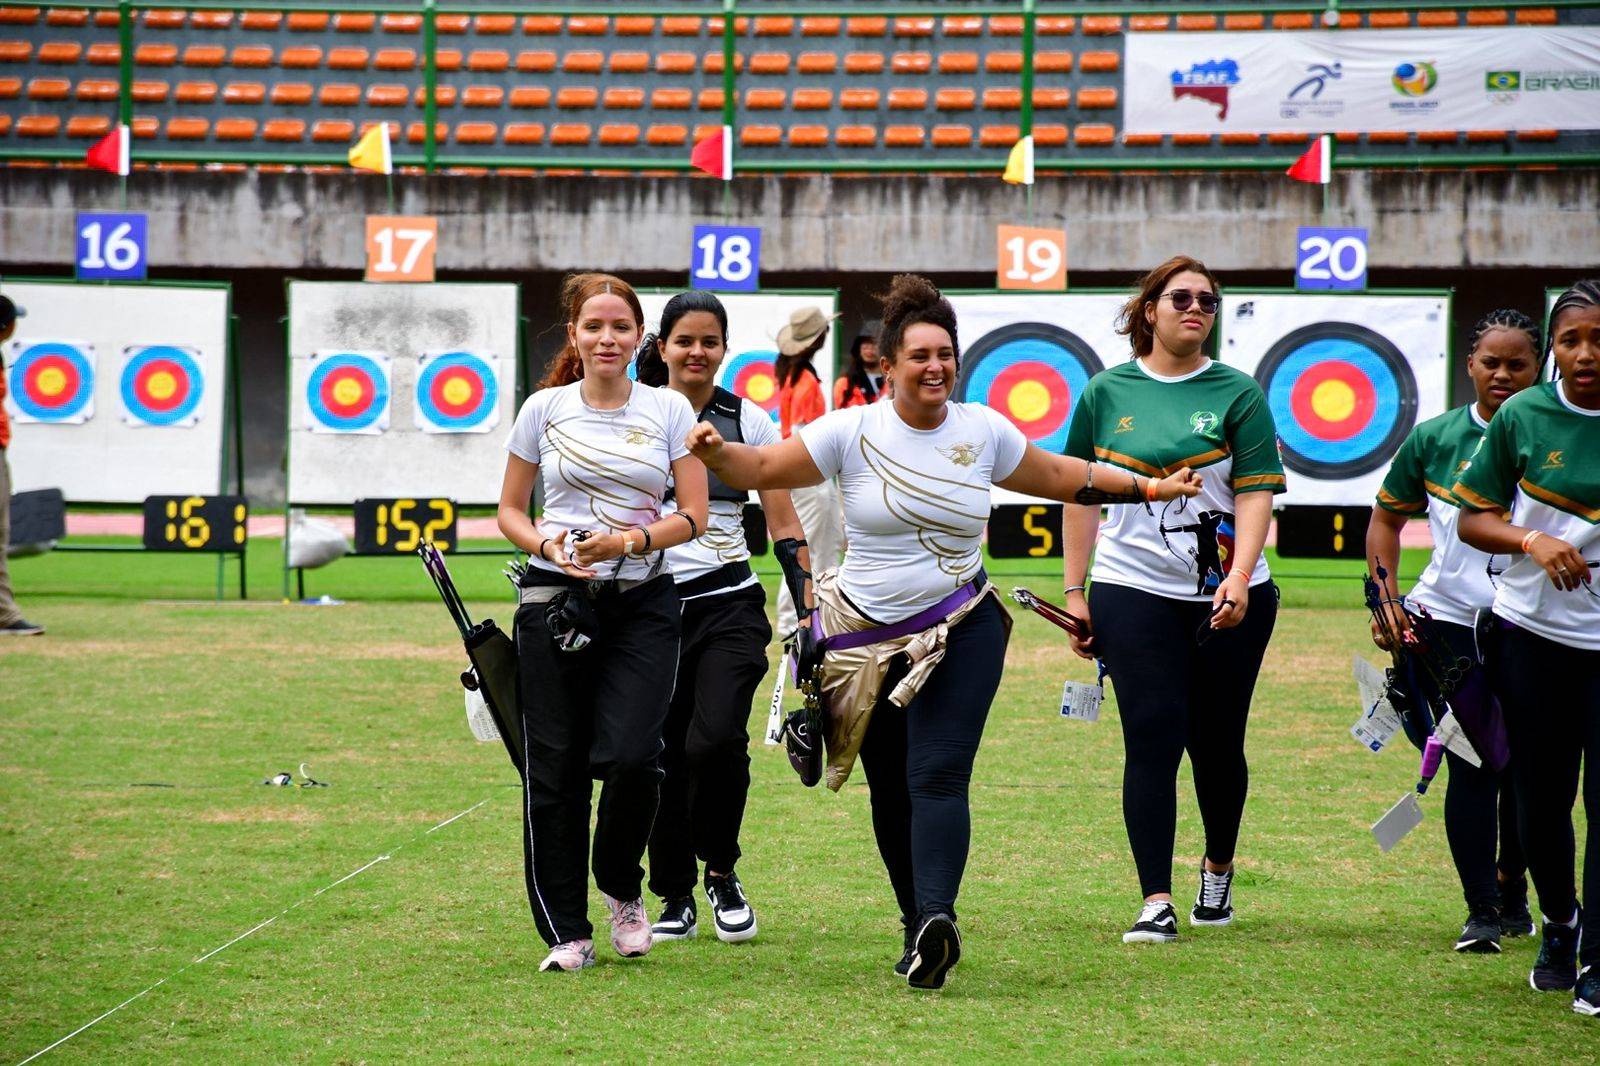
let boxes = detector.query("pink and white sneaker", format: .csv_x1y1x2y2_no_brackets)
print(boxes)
539,939,596,972
603,894,654,958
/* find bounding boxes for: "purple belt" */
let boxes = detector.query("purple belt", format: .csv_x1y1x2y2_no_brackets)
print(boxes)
811,571,988,653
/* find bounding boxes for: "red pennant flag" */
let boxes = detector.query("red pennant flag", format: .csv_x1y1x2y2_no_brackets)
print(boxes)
690,125,732,180
85,124,130,177
1286,134,1332,184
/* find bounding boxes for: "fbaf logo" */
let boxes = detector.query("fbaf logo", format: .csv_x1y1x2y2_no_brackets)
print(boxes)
1389,61,1440,113
1170,58,1239,119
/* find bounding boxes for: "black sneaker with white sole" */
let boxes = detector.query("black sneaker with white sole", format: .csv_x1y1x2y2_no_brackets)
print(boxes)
1190,864,1234,926
1531,912,1581,992
651,896,697,940
1123,900,1178,944
906,913,960,990
1500,879,1535,938
1574,966,1600,1017
704,871,757,943
0,618,44,636
894,920,916,977
1454,909,1502,953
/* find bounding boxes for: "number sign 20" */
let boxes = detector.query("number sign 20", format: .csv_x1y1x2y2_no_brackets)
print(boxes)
997,225,1067,292
1295,227,1368,292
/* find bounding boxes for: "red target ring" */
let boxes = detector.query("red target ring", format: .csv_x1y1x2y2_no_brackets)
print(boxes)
131,358,189,412
429,366,485,419
989,360,1073,441
1289,361,1377,442
320,367,375,419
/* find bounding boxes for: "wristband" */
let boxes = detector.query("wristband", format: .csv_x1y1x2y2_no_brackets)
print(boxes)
1229,567,1251,583
1521,529,1544,554
673,511,699,538
640,526,652,554
538,539,554,563
1144,475,1159,503
624,531,643,557
1064,585,1087,596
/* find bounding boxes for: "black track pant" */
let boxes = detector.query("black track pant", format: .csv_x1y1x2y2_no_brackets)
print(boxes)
514,575,681,947
1091,580,1278,899
858,595,1008,926
647,582,772,901
1417,620,1527,913
1491,621,1600,966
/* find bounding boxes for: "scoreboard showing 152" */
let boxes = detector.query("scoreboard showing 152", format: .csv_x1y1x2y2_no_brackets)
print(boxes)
353,497,457,554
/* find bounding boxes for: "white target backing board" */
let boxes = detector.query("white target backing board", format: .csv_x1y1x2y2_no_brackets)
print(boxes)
286,282,518,505
947,292,1130,505
637,291,838,425
1,280,231,502
1220,292,1451,507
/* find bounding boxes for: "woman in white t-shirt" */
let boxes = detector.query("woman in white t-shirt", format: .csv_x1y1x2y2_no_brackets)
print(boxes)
687,274,1200,990
632,291,809,945
497,273,709,973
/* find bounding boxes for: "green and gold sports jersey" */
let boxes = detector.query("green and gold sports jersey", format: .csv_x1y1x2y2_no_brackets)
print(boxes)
1065,358,1286,602
1453,382,1600,651
1376,404,1494,627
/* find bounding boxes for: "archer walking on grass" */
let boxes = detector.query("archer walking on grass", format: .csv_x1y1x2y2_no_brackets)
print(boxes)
688,275,1200,990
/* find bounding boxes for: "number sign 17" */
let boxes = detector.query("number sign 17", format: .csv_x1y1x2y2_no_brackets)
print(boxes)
365,215,438,283
997,225,1067,291
690,225,761,293
76,212,148,281
1296,227,1368,291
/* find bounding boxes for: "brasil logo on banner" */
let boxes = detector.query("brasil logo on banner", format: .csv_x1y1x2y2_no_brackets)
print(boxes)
4,340,96,424
306,351,390,434
955,324,1104,454
720,348,781,424
120,345,205,428
414,350,500,434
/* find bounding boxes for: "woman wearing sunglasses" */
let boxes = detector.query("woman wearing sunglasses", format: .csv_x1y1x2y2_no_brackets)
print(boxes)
1456,279,1600,1015
1060,255,1286,945
1366,308,1542,955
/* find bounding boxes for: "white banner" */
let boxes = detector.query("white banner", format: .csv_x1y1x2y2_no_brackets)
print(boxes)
1125,27,1600,135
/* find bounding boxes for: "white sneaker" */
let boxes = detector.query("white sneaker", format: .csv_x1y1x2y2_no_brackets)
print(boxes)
539,939,596,972
1123,901,1178,944
704,871,758,943
1191,863,1235,926
603,894,653,958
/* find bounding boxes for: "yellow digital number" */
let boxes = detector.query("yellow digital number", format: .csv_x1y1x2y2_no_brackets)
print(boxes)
390,498,422,552
375,503,389,546
178,496,210,549
1333,511,1346,554
233,504,246,545
422,499,455,551
1022,505,1054,558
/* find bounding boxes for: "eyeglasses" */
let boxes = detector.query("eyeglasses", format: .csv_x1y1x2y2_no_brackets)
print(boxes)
1159,290,1220,315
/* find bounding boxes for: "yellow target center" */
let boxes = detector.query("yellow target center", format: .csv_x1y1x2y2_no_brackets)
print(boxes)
332,378,365,407
146,370,177,401
1311,379,1356,423
36,367,67,396
1007,380,1051,423
746,373,776,403
441,376,473,406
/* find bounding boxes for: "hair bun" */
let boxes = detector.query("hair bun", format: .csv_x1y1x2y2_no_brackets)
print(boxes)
882,274,944,322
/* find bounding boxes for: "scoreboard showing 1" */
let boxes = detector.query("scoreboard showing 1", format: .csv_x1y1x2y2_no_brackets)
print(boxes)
354,497,456,554
142,495,248,552
1274,505,1370,560
988,503,1064,559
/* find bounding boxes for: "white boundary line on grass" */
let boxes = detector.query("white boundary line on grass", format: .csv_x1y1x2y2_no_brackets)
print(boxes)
17,795,496,1065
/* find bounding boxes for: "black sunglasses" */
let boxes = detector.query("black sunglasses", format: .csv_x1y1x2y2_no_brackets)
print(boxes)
1160,290,1220,315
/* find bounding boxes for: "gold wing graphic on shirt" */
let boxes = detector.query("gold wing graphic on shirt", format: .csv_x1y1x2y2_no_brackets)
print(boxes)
859,435,989,578
702,502,749,561
545,414,666,529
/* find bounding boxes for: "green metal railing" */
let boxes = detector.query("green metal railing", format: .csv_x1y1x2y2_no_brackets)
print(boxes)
1,0,1597,175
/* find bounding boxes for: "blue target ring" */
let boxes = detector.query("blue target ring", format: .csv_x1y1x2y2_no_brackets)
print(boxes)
956,323,1103,453
9,342,95,422
416,351,497,430
120,345,204,426
306,353,389,432
1255,322,1417,479
720,348,781,423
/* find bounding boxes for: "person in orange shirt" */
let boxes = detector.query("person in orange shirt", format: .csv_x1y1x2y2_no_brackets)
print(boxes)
834,334,885,410
0,293,44,636
774,306,842,636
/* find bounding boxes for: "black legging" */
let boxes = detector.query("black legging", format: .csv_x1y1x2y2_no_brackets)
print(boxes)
1491,621,1600,966
857,595,1008,926
1091,580,1278,898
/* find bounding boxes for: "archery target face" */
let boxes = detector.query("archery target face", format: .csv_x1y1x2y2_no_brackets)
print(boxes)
956,323,1103,454
120,344,204,427
720,348,781,422
306,352,390,433
414,350,500,433
5,340,95,423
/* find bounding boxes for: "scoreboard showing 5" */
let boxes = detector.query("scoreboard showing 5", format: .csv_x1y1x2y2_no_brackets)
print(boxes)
354,497,457,554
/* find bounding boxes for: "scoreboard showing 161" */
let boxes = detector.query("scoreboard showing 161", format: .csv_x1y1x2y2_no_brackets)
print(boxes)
142,495,248,552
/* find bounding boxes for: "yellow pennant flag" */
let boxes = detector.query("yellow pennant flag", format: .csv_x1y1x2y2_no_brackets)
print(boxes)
348,123,392,175
1002,134,1034,186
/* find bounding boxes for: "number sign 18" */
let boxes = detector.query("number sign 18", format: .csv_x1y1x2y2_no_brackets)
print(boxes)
690,224,761,293
1295,227,1368,291
996,225,1067,292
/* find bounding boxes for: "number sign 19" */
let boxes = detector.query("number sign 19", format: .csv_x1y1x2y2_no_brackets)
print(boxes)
1295,227,1368,292
690,224,761,293
365,216,438,283
996,225,1067,292
76,212,148,281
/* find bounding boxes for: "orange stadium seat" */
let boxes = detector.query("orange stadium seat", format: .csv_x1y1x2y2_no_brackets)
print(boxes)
1224,14,1265,30
375,48,417,71
367,84,410,107
287,12,328,32
279,47,322,69
836,125,876,147
143,10,185,30
892,53,932,74
67,115,111,138
469,49,510,72
335,13,374,32
550,123,591,145
175,80,218,104
262,119,304,141
557,87,598,109
888,88,927,109
895,17,934,37
788,125,829,147
328,47,370,71
798,53,838,74
599,123,639,146
603,87,644,109
740,125,781,146
661,17,702,36
129,116,157,138
240,12,281,31
802,17,840,36
1035,88,1072,109
651,88,691,109
455,122,498,145
1039,17,1076,35
986,53,1022,74
517,51,556,73
646,124,686,146
1083,16,1122,35
983,88,1021,110
463,85,504,108
17,114,62,136
609,52,649,74
131,79,169,102
793,88,833,110
318,84,361,107
182,45,225,68
505,123,545,145
271,82,312,106
382,14,421,34
0,75,19,98
86,42,119,65
845,53,884,75
0,116,12,136
165,117,209,140
414,86,456,106
980,125,1020,147
745,88,785,110
1079,51,1119,74
47,9,88,28
223,81,265,105
229,46,273,68
511,87,552,108
435,14,468,34
1078,87,1118,110
0,8,38,26
406,121,447,143
564,51,603,74
1075,124,1116,146
698,89,726,110
190,10,234,31
615,17,653,36
0,40,31,62
40,40,84,63
755,17,793,36
567,16,607,35
939,52,979,74
311,119,354,142
1177,15,1218,31
884,126,924,147
847,17,886,37
932,125,973,148
215,118,257,140
1516,8,1559,24
434,50,462,72
1036,126,1072,150
24,75,67,100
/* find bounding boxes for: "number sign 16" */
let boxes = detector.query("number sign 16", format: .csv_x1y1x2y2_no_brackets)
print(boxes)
1295,227,1368,291
997,225,1067,292
690,225,761,293
76,212,148,281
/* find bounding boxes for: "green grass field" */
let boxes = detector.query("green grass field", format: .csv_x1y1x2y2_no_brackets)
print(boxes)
1,543,1591,1062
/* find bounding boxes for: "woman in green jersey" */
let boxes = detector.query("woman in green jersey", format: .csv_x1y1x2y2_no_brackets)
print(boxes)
1061,255,1286,945
1456,279,1600,1015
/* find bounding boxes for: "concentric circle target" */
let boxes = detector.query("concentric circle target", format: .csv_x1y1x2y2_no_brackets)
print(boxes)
416,351,497,431
121,345,203,426
1255,322,1417,479
7,342,95,422
306,353,389,432
956,323,1103,453
720,348,780,423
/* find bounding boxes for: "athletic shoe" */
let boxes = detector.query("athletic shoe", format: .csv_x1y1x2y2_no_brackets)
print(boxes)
906,913,961,990
893,920,916,977
704,871,757,943
0,618,43,636
1574,967,1600,1017
539,939,596,972
1500,879,1536,938
1190,864,1234,926
1123,901,1178,944
602,893,653,958
1530,912,1580,992
1454,909,1503,954
650,896,697,940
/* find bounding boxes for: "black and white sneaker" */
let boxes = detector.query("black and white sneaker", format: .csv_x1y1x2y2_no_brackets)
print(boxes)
0,618,44,636
1190,864,1234,926
1500,879,1536,938
1454,909,1502,953
1574,966,1600,1017
704,871,757,943
906,913,961,990
893,920,916,976
1530,912,1581,992
650,896,697,940
1123,901,1178,944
